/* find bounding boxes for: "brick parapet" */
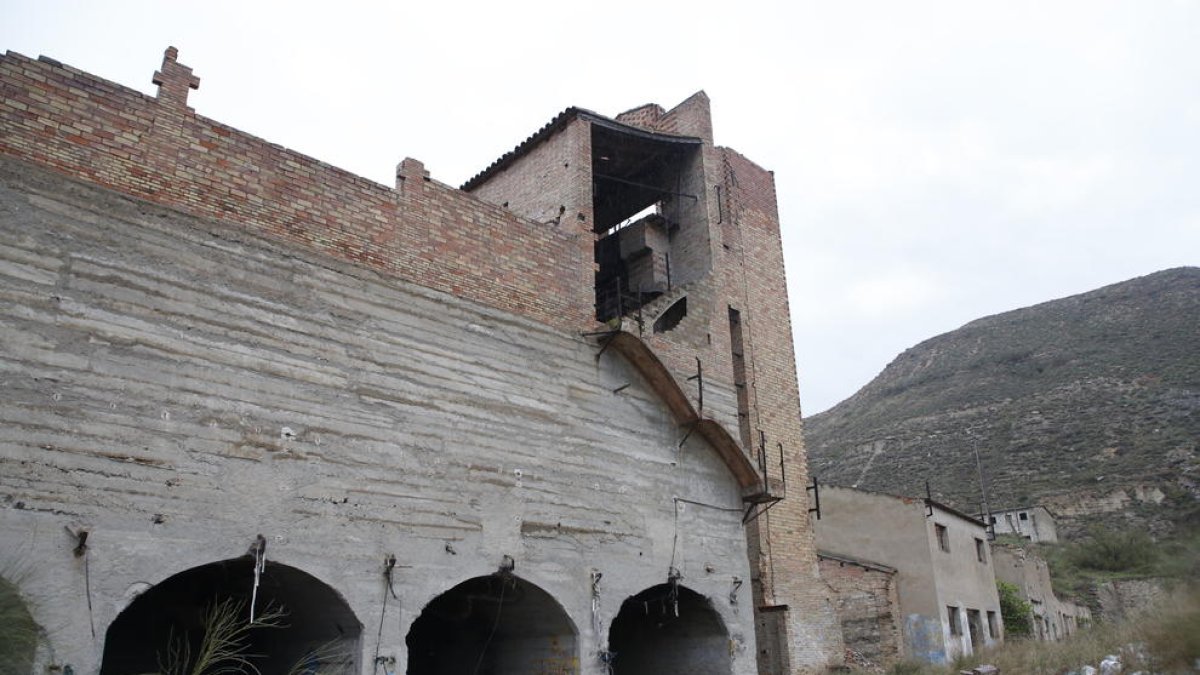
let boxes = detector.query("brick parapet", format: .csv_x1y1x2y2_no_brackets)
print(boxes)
0,49,593,332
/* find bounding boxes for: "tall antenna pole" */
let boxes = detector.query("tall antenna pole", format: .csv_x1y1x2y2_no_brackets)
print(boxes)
971,429,993,539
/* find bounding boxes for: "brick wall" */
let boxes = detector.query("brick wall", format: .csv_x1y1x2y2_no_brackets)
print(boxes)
819,556,903,668
718,147,844,670
0,48,593,332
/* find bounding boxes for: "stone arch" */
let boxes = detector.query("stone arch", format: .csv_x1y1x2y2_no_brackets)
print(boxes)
608,583,731,675
406,573,577,674
99,557,361,675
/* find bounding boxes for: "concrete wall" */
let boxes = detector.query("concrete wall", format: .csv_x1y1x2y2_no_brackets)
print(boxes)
0,158,757,674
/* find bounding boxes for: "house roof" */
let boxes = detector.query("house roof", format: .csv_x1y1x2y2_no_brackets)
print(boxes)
460,107,702,192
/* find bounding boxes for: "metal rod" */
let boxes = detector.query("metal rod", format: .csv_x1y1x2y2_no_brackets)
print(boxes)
593,173,699,201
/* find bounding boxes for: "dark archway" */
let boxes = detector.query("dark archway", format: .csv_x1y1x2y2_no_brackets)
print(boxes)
608,584,731,675
100,558,360,675
406,574,577,675
0,575,38,675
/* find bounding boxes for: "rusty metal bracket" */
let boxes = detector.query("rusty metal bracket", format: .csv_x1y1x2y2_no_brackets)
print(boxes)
807,475,820,520
742,496,784,524
581,329,620,360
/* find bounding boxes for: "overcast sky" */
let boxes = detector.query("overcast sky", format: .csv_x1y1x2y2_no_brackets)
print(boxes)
3,1,1198,414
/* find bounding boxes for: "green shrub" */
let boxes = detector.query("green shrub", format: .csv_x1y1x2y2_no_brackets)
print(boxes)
997,580,1034,637
1069,526,1157,573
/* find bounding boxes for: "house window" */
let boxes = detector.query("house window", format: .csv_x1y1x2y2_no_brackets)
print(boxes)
987,610,999,638
935,524,950,552
1019,512,1028,521
947,606,962,635
975,537,987,562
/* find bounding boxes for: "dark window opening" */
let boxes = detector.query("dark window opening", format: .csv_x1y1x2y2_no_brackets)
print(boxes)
1019,512,1028,521
608,584,731,675
406,575,576,675
975,537,987,563
591,123,700,322
728,308,752,450
100,559,361,675
935,524,950,553
947,606,962,636
967,609,984,648
653,296,687,333
987,610,999,639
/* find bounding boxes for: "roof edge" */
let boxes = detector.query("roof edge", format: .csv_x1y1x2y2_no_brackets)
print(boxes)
461,107,702,192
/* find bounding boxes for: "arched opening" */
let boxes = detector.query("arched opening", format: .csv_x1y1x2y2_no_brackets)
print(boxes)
406,574,577,675
1,575,39,675
100,558,360,675
608,584,731,675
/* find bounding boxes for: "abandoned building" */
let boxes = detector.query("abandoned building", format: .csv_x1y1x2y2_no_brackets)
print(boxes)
985,505,1059,543
0,47,844,673
991,546,1090,641
813,486,1003,666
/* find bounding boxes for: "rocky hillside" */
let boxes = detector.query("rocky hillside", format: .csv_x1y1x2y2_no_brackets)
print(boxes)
804,268,1200,536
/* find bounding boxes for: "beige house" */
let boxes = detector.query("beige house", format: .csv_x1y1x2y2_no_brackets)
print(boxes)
986,506,1059,543
815,486,1004,665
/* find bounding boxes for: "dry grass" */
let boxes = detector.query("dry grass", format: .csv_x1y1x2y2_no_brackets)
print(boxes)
837,585,1200,675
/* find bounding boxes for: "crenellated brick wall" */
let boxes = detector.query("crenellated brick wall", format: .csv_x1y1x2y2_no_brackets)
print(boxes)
0,48,594,332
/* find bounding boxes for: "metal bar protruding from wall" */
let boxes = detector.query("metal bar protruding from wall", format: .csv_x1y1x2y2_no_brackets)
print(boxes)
807,475,820,520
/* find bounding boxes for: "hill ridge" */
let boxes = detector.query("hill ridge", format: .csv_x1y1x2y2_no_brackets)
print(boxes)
804,267,1200,534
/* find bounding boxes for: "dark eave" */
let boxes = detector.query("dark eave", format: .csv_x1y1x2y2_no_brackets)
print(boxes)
461,108,702,192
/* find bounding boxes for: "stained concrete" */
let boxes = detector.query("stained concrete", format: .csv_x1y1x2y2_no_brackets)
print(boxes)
0,158,755,674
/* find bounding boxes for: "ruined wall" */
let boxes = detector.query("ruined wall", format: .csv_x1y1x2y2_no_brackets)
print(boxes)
814,487,941,662
0,158,758,673
818,554,902,668
992,546,1091,640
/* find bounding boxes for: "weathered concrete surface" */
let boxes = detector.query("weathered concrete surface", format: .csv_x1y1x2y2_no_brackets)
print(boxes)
0,158,757,674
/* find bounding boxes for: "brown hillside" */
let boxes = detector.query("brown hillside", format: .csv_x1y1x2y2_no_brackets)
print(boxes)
804,268,1200,535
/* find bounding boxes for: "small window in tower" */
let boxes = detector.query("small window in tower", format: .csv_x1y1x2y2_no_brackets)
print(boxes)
975,537,986,562
1019,512,1029,521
